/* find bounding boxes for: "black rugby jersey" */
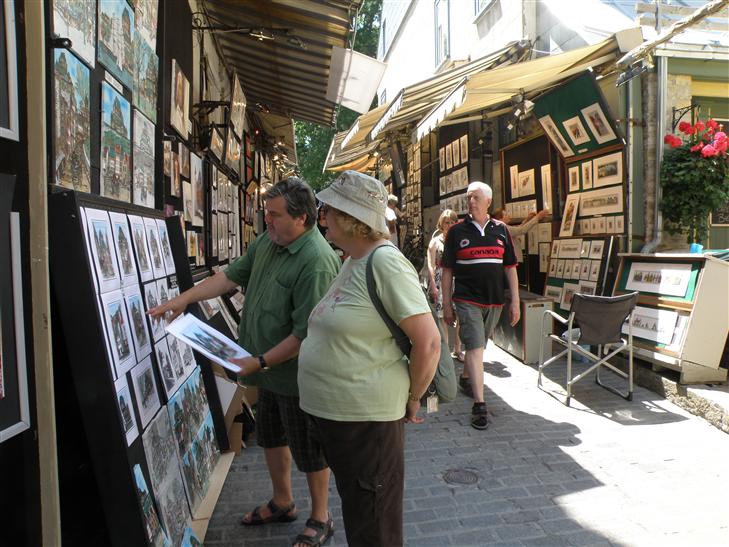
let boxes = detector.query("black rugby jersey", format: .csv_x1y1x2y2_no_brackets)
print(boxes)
441,217,517,307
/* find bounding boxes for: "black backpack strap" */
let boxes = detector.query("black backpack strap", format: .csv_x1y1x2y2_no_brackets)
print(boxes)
366,245,412,358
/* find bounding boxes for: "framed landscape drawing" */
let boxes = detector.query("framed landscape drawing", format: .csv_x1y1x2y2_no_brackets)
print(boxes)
101,290,136,376
170,59,190,138
593,152,623,187
85,208,121,293
580,186,623,216
144,217,167,279
52,0,96,68
559,194,580,237
581,102,617,144
625,262,692,298
624,306,678,345
97,0,135,89
538,115,574,157
53,49,91,192
133,36,158,124
135,0,159,49
100,82,132,202
562,116,590,146
109,211,137,287
128,214,154,283
132,110,155,208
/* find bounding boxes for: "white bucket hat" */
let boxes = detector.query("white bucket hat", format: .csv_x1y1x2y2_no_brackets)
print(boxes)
316,170,389,234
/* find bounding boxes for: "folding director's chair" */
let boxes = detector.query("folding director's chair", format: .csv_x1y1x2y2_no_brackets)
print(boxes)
538,292,638,406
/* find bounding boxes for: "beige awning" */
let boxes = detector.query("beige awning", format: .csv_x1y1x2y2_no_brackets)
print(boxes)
415,35,633,140
340,102,391,150
368,40,531,140
324,130,379,172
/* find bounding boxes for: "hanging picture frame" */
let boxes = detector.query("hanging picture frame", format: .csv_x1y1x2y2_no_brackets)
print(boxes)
114,375,139,446
459,134,468,163
170,59,189,138
562,116,590,146
538,115,573,157
581,160,593,190
559,194,580,237
108,211,137,287
52,0,96,69
580,186,623,216
128,214,154,283
156,218,176,274
84,208,121,293
191,153,204,227
135,0,159,50
100,82,132,202
133,35,158,124
100,289,136,376
592,152,623,188
567,165,580,192
143,217,167,279
210,127,224,162
97,0,135,89
540,164,552,212
581,103,617,144
124,284,152,361
142,280,165,341
229,74,246,139
132,110,155,208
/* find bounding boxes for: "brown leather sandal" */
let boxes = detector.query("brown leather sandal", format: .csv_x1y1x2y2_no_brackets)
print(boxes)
241,499,298,526
292,514,334,547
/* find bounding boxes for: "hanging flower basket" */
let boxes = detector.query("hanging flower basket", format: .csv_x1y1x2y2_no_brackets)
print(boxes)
660,119,729,245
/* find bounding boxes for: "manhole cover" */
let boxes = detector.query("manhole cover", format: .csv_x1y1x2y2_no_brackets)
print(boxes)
443,469,479,485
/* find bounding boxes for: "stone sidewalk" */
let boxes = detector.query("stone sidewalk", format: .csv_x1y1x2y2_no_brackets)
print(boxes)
204,345,729,546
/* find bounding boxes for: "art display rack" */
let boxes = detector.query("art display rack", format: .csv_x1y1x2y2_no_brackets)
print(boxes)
48,189,232,546
613,253,729,384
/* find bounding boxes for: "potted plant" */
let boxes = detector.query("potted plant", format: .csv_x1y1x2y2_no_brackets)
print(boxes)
661,119,729,245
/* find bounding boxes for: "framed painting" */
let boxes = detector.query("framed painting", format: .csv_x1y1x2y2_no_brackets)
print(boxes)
171,151,181,198
558,238,582,259
128,214,153,282
445,143,453,170
580,186,623,216
509,164,519,199
452,139,460,166
97,0,135,89
132,110,155,208
183,180,193,223
559,194,580,237
592,152,623,188
133,35,158,124
108,211,137,287
131,464,170,547
229,73,246,139
562,116,590,146
1,1,19,141
163,140,172,176
52,0,96,68
101,289,136,376
581,102,617,144
142,280,165,341
568,165,580,192
556,259,566,278
143,216,167,279
538,115,573,157
53,49,91,191
179,142,190,179
156,218,175,274
170,59,189,138
459,134,468,163
100,82,132,202
191,153,204,227
84,208,121,293
623,305,679,345
135,0,159,49
589,260,601,282
225,130,241,175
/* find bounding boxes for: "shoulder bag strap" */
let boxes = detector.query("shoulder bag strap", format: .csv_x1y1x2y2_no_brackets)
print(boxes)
366,245,412,358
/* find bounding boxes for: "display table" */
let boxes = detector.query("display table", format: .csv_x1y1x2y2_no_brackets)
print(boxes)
613,253,729,384
493,289,553,364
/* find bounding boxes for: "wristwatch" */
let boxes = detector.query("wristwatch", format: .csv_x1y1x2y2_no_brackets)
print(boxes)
258,355,269,371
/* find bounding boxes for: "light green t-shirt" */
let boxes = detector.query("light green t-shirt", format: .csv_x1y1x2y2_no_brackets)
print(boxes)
298,244,431,421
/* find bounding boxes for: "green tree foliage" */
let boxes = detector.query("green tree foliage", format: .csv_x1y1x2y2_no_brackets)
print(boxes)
295,0,382,190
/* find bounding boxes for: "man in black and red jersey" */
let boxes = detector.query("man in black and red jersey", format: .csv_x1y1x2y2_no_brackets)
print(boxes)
441,181,520,429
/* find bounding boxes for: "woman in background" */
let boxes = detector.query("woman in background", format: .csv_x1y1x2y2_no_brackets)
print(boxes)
426,209,464,362
492,207,550,263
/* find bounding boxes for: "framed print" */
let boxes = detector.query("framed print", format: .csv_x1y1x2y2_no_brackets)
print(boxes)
210,127,224,162
625,262,692,298
548,260,557,277
100,82,132,202
580,259,591,280
171,151,181,198
452,139,460,166
538,115,574,157
544,285,562,303
578,280,597,296
133,36,158,124
560,282,580,311
593,152,623,188
445,143,453,170
624,305,679,345
568,166,580,192
597,216,606,233
183,180,193,223
128,214,153,282
225,130,241,175
97,0,135,89
165,335,187,394
588,239,605,259
556,259,566,278
509,164,519,199
581,161,593,190
125,285,152,361
135,0,159,50
580,186,623,216
580,240,590,257
229,74,246,139
589,260,601,282
143,217,167,279
133,110,155,208
0,212,31,443
154,335,177,397
581,102,617,144
606,216,616,233
131,464,170,547
590,217,600,234
100,290,136,376
551,240,560,257
155,219,175,274
459,135,468,162
52,0,96,68
563,260,574,279
537,222,551,243
163,141,172,176
558,238,582,259
142,280,165,341
528,232,539,255
53,50,91,191
439,147,445,173
190,153,204,227
571,259,582,280
559,194,580,237
108,212,137,287
563,116,590,146
540,164,552,211
186,230,197,259
84,208,121,293
615,215,624,233
518,169,536,197
170,59,190,138
179,143,190,179
114,375,139,446
539,243,550,273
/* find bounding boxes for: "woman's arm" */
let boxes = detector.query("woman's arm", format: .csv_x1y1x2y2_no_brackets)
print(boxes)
399,312,440,423
426,239,438,296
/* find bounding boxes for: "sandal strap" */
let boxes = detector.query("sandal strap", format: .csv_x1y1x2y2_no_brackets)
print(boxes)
304,517,327,531
268,499,295,517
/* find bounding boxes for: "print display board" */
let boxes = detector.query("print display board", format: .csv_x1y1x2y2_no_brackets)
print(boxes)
612,253,729,384
49,190,228,546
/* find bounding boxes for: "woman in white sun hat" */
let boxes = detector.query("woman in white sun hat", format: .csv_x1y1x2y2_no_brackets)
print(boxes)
298,170,440,546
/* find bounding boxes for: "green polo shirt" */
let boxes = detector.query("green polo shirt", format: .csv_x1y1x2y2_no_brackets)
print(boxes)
225,227,340,396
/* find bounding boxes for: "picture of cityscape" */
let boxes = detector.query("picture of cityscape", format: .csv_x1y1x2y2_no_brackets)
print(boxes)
53,50,91,192
134,35,159,124
135,0,159,49
52,0,96,68
101,82,132,202
133,109,156,208
98,0,135,89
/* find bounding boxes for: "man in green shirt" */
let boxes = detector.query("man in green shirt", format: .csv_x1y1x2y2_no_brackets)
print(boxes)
149,178,340,546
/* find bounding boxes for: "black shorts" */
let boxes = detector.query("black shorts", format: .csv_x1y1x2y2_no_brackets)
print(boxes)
256,388,328,473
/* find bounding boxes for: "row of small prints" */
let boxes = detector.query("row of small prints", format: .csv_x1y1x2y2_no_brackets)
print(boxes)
438,135,469,173
545,280,598,311
567,151,623,192
439,166,468,196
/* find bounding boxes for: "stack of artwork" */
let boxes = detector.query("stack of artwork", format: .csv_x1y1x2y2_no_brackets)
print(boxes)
543,237,607,310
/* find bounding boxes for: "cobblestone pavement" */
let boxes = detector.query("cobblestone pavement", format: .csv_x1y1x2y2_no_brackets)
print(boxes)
205,344,729,546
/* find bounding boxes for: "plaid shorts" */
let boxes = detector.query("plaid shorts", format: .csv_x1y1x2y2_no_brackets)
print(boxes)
256,388,328,473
